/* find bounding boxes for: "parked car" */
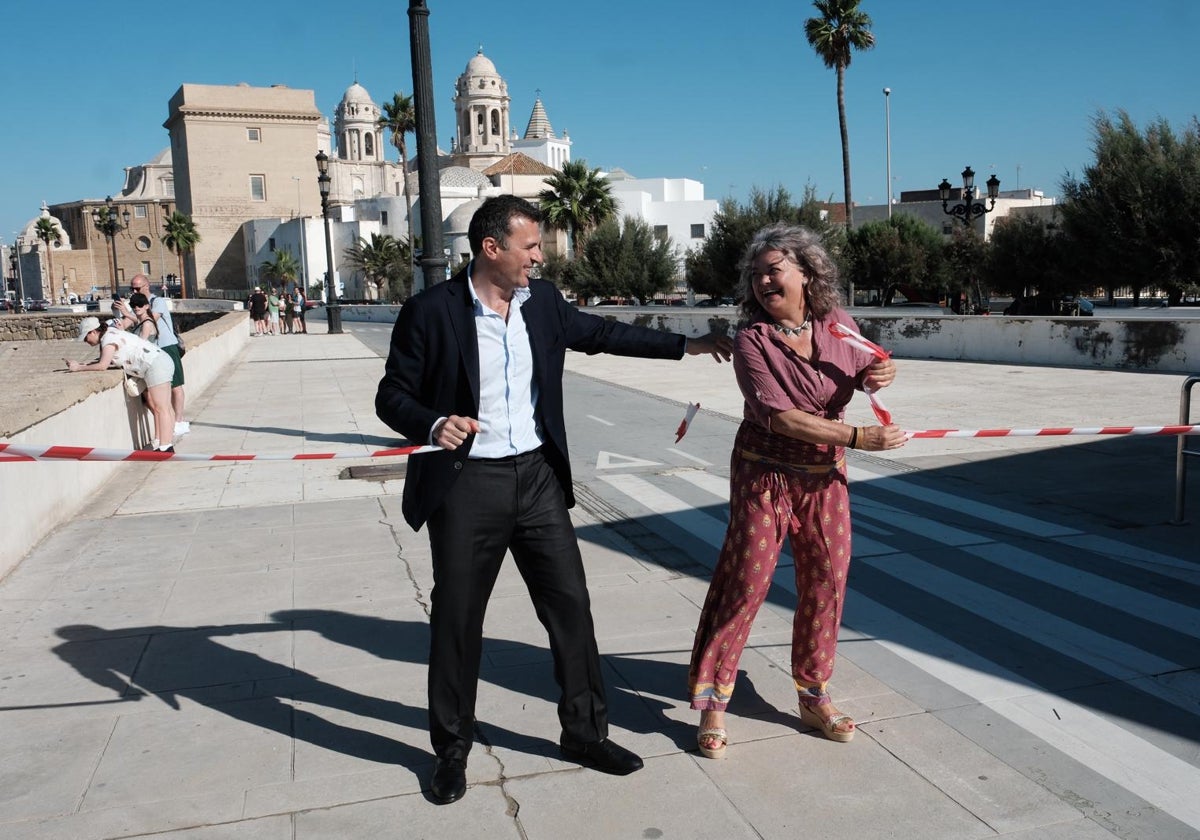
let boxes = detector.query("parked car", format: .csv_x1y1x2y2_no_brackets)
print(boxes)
23,298,49,311
695,296,736,307
1003,295,1094,316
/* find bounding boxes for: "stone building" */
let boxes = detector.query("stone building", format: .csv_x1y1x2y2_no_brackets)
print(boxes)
163,83,327,291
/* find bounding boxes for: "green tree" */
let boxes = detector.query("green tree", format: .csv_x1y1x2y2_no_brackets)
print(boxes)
941,226,988,312
259,249,300,291
843,215,942,305
537,251,577,291
804,0,875,233
538,159,617,256
343,233,411,302
161,211,200,299
983,215,1067,304
34,216,62,299
1060,110,1200,305
571,217,677,303
685,184,832,299
379,93,417,284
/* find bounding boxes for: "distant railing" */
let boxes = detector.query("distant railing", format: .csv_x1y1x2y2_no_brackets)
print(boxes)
1173,375,1200,525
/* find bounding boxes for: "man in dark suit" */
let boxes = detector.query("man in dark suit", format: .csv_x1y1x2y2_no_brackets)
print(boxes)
376,195,731,804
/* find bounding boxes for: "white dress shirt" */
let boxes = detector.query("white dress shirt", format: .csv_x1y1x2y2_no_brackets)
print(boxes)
463,270,543,458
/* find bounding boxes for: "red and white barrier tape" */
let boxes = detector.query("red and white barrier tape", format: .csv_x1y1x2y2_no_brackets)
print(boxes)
906,425,1200,439
0,443,439,463
829,322,893,424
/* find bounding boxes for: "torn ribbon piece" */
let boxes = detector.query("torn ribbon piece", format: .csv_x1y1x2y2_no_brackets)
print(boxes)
675,403,700,443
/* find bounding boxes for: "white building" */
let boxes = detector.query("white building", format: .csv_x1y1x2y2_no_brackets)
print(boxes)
853,188,1058,240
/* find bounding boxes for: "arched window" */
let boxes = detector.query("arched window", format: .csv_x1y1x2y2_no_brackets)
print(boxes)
365,133,374,156
490,109,500,136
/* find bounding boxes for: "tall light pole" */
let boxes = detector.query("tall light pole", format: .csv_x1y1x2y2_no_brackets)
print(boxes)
883,88,892,218
315,151,343,334
91,196,130,297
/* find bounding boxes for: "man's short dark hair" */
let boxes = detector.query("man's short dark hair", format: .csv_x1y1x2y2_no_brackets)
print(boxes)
468,195,543,256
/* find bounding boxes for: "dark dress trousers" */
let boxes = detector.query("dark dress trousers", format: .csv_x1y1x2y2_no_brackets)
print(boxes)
376,270,685,759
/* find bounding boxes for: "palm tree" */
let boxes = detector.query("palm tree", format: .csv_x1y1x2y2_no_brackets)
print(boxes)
538,159,617,257
34,216,62,300
260,249,300,291
804,0,875,232
161,211,201,299
343,233,410,302
379,93,418,285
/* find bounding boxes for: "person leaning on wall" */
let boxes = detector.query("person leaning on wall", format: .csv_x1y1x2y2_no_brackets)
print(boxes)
65,316,177,453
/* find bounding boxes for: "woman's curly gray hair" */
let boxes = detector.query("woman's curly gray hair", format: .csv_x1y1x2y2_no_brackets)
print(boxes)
738,223,842,322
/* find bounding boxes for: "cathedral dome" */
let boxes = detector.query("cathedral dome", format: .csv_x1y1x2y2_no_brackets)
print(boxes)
445,198,485,235
465,49,497,76
341,82,374,106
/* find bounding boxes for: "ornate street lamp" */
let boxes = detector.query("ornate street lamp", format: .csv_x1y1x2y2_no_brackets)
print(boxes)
91,196,131,297
315,151,343,334
939,166,1000,228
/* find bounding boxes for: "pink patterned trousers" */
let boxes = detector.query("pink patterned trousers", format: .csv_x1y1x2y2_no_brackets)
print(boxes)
688,445,852,711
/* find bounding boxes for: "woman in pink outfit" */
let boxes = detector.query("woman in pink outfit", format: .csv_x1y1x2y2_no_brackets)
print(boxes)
688,224,905,758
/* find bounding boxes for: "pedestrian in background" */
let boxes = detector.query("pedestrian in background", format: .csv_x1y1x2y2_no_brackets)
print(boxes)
281,290,295,334
293,287,307,333
249,286,268,335
115,274,189,438
126,293,159,342
267,288,281,335
66,316,176,452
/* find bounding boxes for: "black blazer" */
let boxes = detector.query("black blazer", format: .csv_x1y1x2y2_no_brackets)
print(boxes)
375,269,687,531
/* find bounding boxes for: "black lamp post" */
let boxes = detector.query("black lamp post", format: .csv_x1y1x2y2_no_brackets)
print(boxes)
939,166,1000,228
8,238,25,312
409,0,446,291
91,196,130,297
315,151,343,334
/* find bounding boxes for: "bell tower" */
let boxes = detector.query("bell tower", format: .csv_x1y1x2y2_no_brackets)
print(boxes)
450,48,510,170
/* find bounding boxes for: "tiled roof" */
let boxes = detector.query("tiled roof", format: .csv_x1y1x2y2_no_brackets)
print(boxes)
439,166,492,188
482,153,558,177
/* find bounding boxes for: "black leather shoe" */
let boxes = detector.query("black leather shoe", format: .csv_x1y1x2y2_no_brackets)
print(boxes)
559,737,644,775
429,758,466,804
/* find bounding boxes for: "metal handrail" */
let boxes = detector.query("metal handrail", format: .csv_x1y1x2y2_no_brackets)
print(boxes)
1172,375,1200,525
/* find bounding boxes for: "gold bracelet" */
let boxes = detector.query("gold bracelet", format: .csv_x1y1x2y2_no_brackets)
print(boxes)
848,426,859,449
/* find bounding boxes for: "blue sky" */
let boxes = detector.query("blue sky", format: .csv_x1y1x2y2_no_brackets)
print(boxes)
3,0,1198,246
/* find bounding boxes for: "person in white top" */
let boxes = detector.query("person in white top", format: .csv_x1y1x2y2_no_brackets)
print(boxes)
66,316,177,452
114,274,189,438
